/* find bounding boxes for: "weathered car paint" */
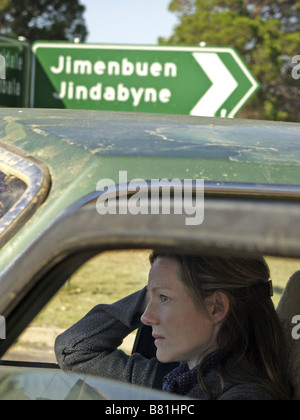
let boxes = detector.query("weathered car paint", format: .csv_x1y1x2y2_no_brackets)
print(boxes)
0,108,300,274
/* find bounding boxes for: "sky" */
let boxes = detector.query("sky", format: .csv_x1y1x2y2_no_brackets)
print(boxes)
80,0,178,45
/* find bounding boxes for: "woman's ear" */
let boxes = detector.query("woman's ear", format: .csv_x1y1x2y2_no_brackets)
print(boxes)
209,292,230,324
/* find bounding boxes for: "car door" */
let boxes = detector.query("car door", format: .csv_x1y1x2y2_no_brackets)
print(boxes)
1,180,300,353
0,181,300,398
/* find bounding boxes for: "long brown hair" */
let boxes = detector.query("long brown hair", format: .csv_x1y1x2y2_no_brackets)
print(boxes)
150,252,292,400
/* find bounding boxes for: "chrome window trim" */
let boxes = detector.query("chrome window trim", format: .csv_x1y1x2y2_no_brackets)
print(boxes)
204,181,300,199
0,144,51,247
59,180,300,218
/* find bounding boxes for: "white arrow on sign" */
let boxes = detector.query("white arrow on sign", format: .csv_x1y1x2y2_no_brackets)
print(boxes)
191,53,238,117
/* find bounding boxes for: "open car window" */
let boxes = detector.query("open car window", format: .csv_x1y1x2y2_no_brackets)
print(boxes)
2,250,151,364
2,249,300,363
0,145,51,248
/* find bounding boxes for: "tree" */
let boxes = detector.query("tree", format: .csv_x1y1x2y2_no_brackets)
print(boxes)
0,0,9,10
160,0,300,122
0,0,88,43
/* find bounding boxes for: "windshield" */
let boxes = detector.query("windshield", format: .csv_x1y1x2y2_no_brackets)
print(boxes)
0,170,27,219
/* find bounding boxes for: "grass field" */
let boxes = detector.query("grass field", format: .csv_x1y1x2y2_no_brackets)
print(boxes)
19,250,300,331
5,251,300,362
34,250,151,330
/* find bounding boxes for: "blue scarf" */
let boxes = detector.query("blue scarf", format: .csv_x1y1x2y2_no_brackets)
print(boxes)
162,354,222,396
162,363,198,395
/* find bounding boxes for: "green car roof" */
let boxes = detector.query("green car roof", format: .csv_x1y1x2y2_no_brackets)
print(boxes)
0,108,300,273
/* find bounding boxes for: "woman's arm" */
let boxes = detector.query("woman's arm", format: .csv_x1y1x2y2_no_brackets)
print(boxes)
55,288,159,388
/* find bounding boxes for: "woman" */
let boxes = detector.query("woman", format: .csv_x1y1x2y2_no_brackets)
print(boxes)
55,252,292,400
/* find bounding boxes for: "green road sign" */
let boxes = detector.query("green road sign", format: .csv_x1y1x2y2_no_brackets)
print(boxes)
32,43,260,118
0,37,31,108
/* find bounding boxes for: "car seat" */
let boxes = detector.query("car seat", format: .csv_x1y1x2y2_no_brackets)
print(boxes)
277,271,300,400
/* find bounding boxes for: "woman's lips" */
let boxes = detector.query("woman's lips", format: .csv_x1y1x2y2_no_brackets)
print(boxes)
153,334,165,345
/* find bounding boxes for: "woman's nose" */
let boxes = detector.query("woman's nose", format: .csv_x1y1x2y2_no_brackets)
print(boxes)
141,302,159,326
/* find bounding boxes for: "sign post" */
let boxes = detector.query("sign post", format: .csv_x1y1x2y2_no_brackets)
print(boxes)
0,37,31,108
32,43,260,118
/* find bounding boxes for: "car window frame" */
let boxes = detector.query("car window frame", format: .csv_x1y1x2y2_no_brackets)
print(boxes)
1,181,300,356
0,143,51,248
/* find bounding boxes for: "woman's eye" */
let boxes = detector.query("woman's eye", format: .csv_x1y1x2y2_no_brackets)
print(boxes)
160,295,169,304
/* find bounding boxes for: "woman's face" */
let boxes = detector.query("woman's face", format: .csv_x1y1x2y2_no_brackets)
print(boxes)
141,257,219,369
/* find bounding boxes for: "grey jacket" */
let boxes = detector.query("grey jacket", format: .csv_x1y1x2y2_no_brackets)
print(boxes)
55,289,277,400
